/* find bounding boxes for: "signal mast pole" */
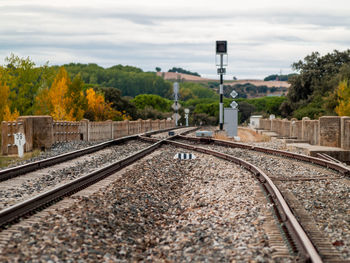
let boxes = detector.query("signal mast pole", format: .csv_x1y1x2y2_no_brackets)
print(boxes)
216,40,227,130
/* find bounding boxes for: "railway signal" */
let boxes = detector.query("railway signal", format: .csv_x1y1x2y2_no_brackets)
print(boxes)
216,40,228,130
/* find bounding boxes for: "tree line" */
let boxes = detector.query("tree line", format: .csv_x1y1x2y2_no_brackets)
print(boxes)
280,49,350,119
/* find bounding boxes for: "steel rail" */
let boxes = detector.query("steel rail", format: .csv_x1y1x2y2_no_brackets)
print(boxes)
164,139,323,263
175,135,350,176
0,127,182,182
0,127,197,228
0,140,164,228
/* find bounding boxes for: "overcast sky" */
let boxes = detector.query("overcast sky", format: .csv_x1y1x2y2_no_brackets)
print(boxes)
1,0,350,79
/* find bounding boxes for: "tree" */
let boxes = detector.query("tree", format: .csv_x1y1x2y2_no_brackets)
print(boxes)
132,94,172,112
48,68,72,120
2,54,54,115
285,50,350,118
0,80,19,121
66,74,87,120
335,80,350,116
155,67,161,72
84,88,122,121
97,87,137,120
168,67,201,77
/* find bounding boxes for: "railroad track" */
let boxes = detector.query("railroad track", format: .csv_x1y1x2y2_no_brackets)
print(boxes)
168,134,350,262
0,128,347,262
0,127,195,221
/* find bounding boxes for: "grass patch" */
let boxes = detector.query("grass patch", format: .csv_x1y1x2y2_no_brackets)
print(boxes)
0,149,41,169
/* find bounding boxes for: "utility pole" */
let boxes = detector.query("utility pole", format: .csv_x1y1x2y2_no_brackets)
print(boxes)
216,40,227,130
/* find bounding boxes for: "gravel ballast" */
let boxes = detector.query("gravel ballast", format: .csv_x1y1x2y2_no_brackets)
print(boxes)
0,140,151,210
0,146,293,262
176,138,350,261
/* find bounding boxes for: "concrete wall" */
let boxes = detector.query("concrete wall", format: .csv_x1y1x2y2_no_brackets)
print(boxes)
271,119,281,133
290,118,302,139
301,119,319,145
255,115,350,149
259,119,271,130
53,121,80,143
319,116,341,147
1,121,25,155
280,119,290,137
342,118,350,150
1,117,175,155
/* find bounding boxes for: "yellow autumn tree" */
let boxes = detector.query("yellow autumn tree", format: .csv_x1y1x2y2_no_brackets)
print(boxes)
85,88,121,121
0,80,19,122
35,67,76,121
335,80,350,116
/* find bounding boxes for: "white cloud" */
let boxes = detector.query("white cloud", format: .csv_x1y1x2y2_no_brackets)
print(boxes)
1,0,350,78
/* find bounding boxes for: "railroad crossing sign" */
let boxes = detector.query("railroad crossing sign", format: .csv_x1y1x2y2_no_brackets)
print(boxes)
230,90,238,98
14,133,26,158
172,102,181,111
230,101,238,109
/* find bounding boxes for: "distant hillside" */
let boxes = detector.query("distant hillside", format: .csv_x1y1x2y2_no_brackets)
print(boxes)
225,80,290,88
156,72,211,82
157,72,290,98
157,72,290,88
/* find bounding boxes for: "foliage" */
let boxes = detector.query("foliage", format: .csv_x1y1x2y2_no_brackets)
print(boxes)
1,54,55,116
97,87,136,120
223,83,287,99
34,67,122,121
48,67,73,120
66,74,87,121
61,63,172,98
179,82,218,101
237,96,286,115
85,88,123,121
284,49,350,118
238,102,256,123
168,67,200,77
132,94,172,112
335,80,350,116
264,73,297,81
137,106,169,120
0,80,18,122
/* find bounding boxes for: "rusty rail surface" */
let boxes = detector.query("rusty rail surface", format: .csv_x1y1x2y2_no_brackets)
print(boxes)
175,135,350,176
164,139,323,263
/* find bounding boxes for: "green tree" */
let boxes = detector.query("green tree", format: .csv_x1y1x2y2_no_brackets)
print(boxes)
285,50,350,117
168,67,201,77
66,74,87,120
132,94,172,112
2,54,55,115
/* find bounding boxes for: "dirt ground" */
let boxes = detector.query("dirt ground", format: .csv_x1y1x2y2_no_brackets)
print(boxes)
213,127,270,143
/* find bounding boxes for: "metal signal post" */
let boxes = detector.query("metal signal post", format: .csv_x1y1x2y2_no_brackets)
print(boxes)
216,40,227,130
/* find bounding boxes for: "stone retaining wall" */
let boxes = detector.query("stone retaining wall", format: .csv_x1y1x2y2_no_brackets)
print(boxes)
1,116,175,155
258,115,350,150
